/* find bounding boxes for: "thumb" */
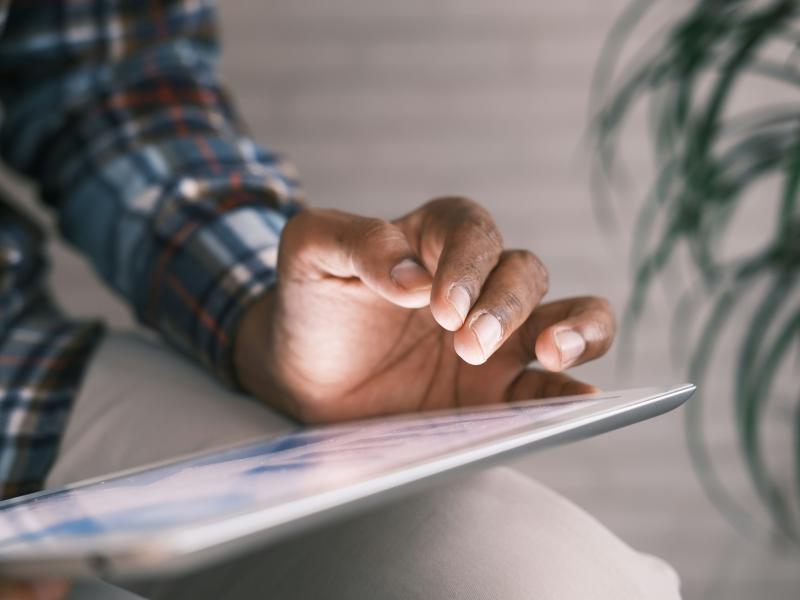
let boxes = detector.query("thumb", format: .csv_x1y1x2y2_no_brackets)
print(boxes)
279,209,432,308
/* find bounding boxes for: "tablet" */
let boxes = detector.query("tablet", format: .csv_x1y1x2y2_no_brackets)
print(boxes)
0,384,694,580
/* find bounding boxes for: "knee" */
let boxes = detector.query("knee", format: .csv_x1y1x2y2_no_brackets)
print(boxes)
341,467,682,600
134,468,681,600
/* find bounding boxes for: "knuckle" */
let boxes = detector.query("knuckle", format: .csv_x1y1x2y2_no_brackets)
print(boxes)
594,296,617,337
533,256,549,294
505,249,536,270
468,246,502,272
427,196,478,214
594,295,614,315
507,249,548,294
488,291,525,333
357,217,393,241
349,218,410,270
428,197,502,248
445,262,484,295
501,290,526,319
473,217,503,252
578,295,615,322
352,217,403,255
572,296,616,349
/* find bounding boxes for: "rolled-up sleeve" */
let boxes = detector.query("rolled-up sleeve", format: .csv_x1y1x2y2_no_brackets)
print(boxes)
0,0,304,384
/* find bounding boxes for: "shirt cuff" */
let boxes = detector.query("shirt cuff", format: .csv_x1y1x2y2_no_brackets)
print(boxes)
0,319,104,499
143,202,299,387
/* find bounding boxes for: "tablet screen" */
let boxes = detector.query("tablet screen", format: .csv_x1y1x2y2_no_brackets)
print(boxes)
0,394,620,551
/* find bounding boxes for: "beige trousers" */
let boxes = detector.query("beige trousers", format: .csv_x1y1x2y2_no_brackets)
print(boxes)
47,331,681,600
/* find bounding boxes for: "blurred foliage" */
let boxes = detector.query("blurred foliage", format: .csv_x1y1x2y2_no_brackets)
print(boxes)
592,0,800,544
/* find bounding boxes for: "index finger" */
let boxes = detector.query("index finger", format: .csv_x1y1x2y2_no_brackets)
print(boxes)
398,197,504,331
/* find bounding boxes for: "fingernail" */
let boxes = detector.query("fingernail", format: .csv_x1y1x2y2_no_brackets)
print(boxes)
555,329,586,368
471,313,502,358
390,258,431,291
447,285,471,325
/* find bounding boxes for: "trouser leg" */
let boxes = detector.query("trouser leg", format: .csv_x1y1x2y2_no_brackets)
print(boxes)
49,331,681,600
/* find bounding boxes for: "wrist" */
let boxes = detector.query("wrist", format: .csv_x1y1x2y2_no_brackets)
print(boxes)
233,289,291,412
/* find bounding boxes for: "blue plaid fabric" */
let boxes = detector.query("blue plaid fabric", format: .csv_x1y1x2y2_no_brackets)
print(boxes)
0,0,303,497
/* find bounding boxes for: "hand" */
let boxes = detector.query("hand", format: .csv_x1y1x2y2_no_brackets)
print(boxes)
0,580,69,599
235,197,616,422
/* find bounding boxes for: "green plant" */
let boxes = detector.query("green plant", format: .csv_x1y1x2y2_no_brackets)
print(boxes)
592,0,800,543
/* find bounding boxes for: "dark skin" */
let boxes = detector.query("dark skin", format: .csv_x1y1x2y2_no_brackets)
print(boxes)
235,197,616,423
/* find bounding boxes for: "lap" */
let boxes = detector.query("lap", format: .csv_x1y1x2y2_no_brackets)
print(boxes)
50,331,680,600
129,468,679,600
47,330,294,488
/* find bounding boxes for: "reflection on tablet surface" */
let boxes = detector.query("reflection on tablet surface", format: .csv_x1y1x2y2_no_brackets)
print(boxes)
0,396,613,549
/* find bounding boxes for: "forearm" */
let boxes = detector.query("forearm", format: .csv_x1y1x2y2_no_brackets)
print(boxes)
0,1,303,384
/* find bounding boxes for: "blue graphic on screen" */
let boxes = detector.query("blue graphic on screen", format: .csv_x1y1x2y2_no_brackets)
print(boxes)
0,396,614,551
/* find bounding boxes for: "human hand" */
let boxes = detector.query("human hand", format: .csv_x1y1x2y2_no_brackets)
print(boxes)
0,579,69,600
235,197,616,422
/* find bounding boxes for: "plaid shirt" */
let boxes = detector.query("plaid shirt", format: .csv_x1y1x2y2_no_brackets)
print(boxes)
0,0,303,498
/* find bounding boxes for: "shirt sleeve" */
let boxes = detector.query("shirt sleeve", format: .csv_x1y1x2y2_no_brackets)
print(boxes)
0,201,103,498
0,0,304,385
